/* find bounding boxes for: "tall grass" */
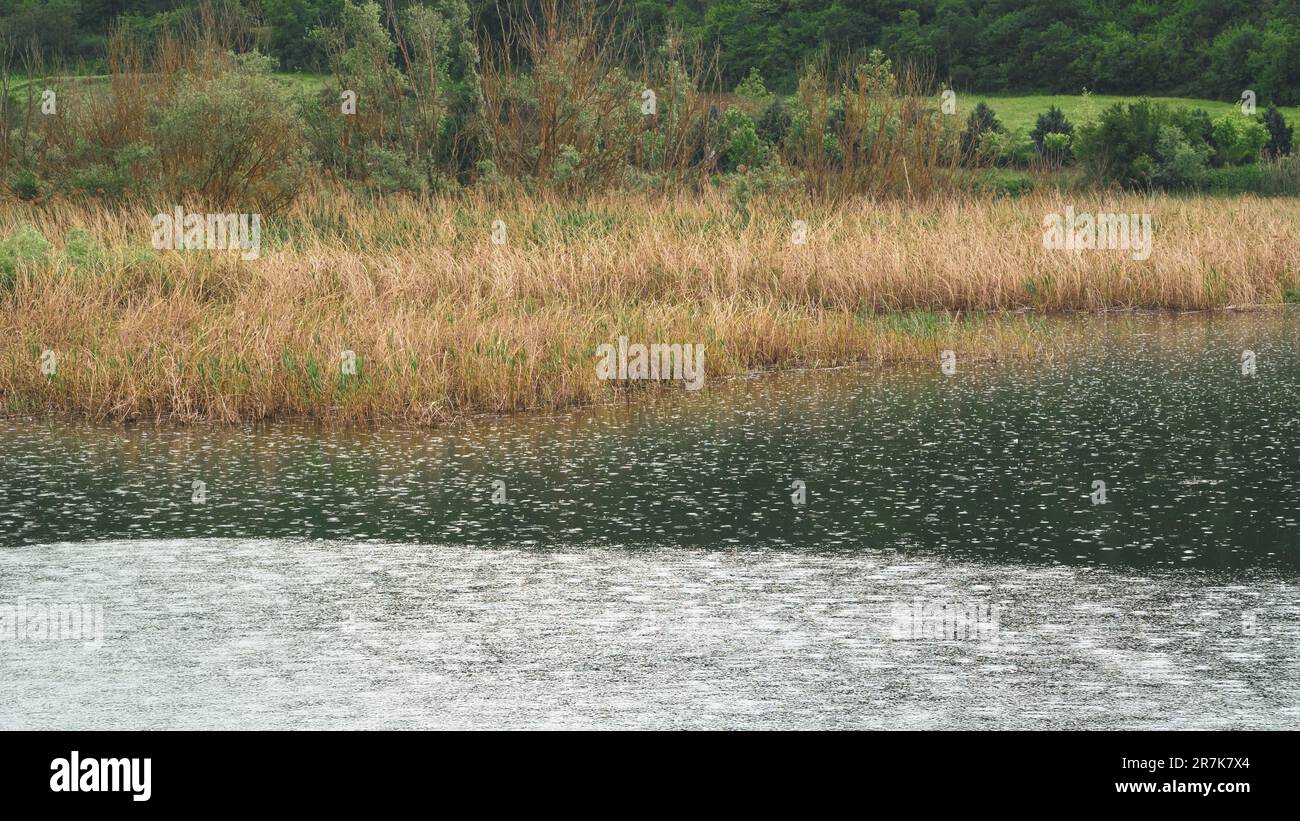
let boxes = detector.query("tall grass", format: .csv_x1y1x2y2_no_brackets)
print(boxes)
1,188,1296,424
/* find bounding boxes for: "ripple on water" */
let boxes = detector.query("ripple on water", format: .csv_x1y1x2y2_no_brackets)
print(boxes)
0,539,1296,729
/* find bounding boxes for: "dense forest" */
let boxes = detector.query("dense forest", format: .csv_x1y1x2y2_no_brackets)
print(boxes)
3,0,1299,103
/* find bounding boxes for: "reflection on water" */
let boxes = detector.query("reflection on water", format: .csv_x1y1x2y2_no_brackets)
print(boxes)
1,310,1298,728
2,539,1296,729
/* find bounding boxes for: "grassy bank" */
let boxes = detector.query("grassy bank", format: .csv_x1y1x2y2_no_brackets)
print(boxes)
1,187,1297,425
962,93,1300,133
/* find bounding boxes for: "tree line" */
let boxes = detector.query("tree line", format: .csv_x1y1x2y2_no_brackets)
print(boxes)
3,0,1299,103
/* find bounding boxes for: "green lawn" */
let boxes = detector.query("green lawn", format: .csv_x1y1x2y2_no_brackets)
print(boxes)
271,72,330,91
962,92,1300,133
5,71,329,94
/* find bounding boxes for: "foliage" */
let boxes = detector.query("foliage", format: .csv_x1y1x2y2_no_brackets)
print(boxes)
1209,114,1268,167
9,1,1298,200
1075,100,1215,189
12,1,1300,105
720,107,763,171
1258,104,1293,158
309,0,484,193
960,101,1004,163
1153,124,1211,188
756,97,792,146
150,52,310,210
0,222,50,291
3,32,308,209
1029,105,1074,164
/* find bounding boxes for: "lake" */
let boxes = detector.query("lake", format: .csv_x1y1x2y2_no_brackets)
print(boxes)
2,310,1297,728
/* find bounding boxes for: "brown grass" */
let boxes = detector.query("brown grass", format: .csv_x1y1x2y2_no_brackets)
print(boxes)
1,185,1296,424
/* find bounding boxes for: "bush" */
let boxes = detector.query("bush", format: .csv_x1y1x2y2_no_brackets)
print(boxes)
1178,108,1216,147
1153,125,1210,188
0,225,52,293
150,56,310,210
1030,106,1074,164
1210,115,1268,166
721,107,764,171
963,168,1035,197
960,101,1005,163
311,0,485,192
4,42,308,209
1200,164,1265,193
756,97,793,147
10,169,40,201
64,228,108,274
732,67,771,117
1259,104,1294,157
977,128,1033,167
1076,99,1216,188
1030,106,1074,152
1041,131,1072,165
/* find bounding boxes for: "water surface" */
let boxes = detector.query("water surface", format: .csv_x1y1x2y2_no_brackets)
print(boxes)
1,311,1297,728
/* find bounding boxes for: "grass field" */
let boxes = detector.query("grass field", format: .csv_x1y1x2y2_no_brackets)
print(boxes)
962,92,1300,133
4,71,330,96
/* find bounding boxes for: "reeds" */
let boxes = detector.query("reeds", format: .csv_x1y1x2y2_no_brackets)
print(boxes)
1,186,1295,424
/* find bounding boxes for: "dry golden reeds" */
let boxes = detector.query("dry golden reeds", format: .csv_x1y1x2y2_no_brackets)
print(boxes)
0,186,1295,424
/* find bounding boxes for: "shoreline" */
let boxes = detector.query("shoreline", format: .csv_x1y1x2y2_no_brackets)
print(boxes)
3,305,1290,430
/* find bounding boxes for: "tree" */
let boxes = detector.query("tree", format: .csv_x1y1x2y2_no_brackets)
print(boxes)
960,101,1004,162
264,0,344,71
1030,105,1073,152
1259,104,1293,157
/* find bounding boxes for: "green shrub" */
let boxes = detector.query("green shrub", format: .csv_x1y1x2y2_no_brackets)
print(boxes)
1030,106,1074,155
721,107,764,171
1076,100,1215,188
756,98,793,147
1210,115,1268,166
1076,100,1159,186
0,225,53,292
1153,125,1211,188
64,228,107,274
1259,104,1294,157
1179,108,1216,147
732,67,771,118
10,169,40,200
975,128,1033,167
963,168,1035,197
1200,164,1265,193
67,163,131,199
310,0,485,191
150,54,310,211
1041,131,1072,164
960,101,1005,163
